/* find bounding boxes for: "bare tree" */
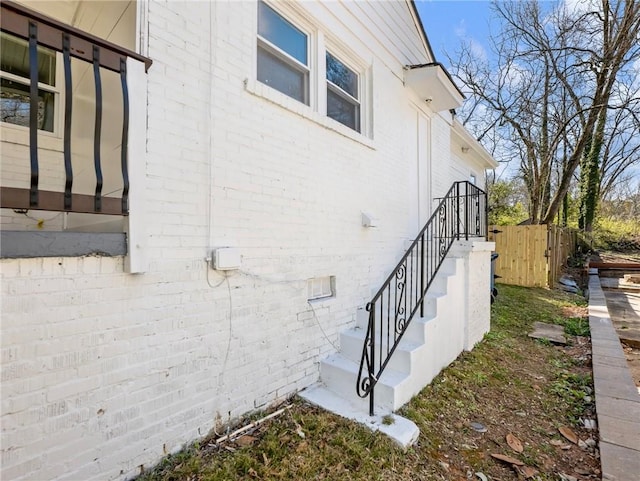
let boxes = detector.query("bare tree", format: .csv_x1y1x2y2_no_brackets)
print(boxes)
450,0,640,225
599,84,640,199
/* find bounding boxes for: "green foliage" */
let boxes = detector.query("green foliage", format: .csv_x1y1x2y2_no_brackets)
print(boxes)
550,372,593,423
488,178,529,225
578,111,606,232
555,316,590,337
566,318,590,337
590,216,640,251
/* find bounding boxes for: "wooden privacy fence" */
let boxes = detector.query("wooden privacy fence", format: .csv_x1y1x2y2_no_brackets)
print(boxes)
488,225,577,288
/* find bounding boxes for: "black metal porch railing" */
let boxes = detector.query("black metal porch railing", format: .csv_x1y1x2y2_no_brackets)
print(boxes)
0,1,151,216
356,181,487,415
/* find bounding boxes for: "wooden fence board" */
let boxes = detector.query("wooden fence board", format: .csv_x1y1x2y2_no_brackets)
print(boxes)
489,224,576,288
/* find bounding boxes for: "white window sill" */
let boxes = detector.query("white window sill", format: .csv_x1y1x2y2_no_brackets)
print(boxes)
0,122,63,152
244,78,375,150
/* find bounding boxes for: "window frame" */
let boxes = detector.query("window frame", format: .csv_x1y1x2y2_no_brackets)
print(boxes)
0,32,63,136
325,50,361,133
253,1,371,139
256,1,312,106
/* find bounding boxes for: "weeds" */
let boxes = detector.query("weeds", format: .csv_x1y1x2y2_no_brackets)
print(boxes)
550,371,594,423
562,317,590,337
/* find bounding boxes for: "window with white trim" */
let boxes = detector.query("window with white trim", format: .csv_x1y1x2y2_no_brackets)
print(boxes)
257,0,309,104
0,32,59,132
255,1,368,136
326,52,360,132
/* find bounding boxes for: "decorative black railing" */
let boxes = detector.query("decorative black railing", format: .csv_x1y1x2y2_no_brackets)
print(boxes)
356,181,487,415
0,1,151,215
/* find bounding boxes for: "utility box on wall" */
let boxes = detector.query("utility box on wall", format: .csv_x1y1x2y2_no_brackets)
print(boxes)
212,247,241,270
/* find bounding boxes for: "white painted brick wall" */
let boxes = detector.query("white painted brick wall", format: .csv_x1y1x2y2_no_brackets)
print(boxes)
1,1,494,480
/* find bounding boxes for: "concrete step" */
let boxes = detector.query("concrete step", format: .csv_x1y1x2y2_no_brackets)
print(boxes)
320,352,414,412
339,326,423,373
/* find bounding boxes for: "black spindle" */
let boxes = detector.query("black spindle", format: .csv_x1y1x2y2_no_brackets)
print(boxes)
120,57,130,214
93,46,103,212
28,22,39,207
63,34,73,210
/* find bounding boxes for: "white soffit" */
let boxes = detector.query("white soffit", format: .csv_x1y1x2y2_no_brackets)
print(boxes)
405,63,464,112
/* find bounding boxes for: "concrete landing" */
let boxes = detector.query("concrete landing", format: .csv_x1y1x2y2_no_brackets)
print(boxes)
588,273,640,481
298,384,419,449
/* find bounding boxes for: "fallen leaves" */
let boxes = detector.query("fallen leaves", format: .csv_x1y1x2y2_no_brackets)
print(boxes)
559,426,579,444
490,453,525,466
517,465,539,479
506,433,524,453
491,450,540,479
236,435,258,447
550,438,572,449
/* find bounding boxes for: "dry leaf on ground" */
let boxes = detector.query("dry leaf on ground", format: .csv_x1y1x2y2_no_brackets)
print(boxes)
506,433,524,453
559,426,579,444
517,465,539,478
490,453,525,466
236,435,257,447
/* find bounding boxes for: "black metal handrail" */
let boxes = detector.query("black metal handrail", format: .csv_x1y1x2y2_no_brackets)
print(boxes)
0,1,152,216
356,181,487,415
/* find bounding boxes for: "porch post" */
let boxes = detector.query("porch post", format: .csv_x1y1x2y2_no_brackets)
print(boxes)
125,57,148,274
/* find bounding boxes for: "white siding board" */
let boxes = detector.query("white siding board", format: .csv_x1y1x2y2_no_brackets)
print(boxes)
336,0,428,66
374,0,428,63
300,0,403,76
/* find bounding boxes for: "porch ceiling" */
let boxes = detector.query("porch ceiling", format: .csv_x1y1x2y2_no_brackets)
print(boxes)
13,0,81,24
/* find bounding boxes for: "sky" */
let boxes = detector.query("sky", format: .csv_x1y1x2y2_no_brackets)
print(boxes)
415,0,494,69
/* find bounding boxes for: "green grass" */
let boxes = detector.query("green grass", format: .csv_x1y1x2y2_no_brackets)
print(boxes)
560,317,590,337
137,284,595,481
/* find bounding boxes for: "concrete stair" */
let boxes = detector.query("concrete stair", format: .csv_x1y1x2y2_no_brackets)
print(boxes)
300,257,465,446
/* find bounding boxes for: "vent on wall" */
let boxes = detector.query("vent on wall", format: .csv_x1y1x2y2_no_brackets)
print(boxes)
307,276,335,301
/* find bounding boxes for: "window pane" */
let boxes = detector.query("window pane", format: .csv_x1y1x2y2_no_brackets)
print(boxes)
327,87,359,132
0,78,55,131
258,1,307,65
326,53,358,99
258,46,307,104
1,32,56,86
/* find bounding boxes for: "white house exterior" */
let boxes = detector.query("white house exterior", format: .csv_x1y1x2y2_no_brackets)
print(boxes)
0,1,497,480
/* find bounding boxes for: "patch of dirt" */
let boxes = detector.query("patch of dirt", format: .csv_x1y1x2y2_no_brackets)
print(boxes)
562,305,589,318
622,343,640,389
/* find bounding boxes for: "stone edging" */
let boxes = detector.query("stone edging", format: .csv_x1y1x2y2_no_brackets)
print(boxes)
588,272,640,480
